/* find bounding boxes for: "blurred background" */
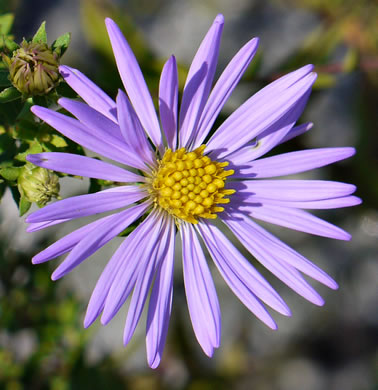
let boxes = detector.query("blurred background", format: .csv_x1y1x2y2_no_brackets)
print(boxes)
0,0,377,389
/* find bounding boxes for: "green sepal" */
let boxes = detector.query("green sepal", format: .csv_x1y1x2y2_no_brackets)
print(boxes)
0,13,14,35
0,70,11,87
19,196,31,216
0,166,20,181
0,86,21,103
32,21,48,44
52,32,71,57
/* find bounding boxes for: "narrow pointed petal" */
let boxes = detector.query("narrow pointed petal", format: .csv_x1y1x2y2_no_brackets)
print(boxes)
27,153,144,183
26,219,69,232
227,91,311,165
31,106,144,169
232,147,356,178
197,221,282,329
101,212,163,325
116,90,155,167
225,212,338,290
224,213,325,305
197,220,290,316
25,186,145,223
207,72,316,158
234,195,362,210
234,180,356,202
146,218,175,368
51,203,150,280
179,14,224,148
159,56,178,149
246,203,351,240
180,223,221,357
193,37,259,148
105,18,162,148
279,122,313,145
59,65,116,121
123,216,171,345
32,215,112,264
58,98,123,142
84,215,158,327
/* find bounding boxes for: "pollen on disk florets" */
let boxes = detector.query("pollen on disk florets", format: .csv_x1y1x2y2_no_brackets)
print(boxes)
148,145,235,224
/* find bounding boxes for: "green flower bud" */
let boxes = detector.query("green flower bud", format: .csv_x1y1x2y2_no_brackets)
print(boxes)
4,41,60,96
18,165,60,206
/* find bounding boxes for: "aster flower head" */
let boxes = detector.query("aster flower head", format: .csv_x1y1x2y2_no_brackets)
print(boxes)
26,15,360,368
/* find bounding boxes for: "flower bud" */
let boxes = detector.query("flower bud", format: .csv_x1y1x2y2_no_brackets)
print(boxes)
4,41,60,96
18,165,60,206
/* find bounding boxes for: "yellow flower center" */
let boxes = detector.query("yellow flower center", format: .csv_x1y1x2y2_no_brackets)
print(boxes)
149,145,235,224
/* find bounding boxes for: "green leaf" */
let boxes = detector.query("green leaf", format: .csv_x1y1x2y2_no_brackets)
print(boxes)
19,196,31,216
0,87,21,103
32,21,47,44
16,98,34,121
0,70,11,87
50,134,68,148
15,141,43,162
4,37,19,52
52,32,71,56
0,166,20,181
0,13,14,35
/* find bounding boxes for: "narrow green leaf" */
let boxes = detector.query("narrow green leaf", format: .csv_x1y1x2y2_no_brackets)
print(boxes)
0,13,14,35
52,32,71,56
0,166,20,181
32,21,47,44
19,196,32,216
0,87,21,103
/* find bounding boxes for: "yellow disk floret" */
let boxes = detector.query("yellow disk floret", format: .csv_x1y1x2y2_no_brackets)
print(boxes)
148,145,235,224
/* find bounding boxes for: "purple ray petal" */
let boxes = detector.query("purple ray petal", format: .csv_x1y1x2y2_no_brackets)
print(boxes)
234,180,356,201
223,213,325,305
279,122,313,145
59,65,116,122
105,18,162,148
32,215,113,264
58,98,123,142
27,153,144,183
197,220,291,316
232,147,356,178
197,221,280,329
180,223,221,357
224,212,338,290
146,218,175,368
206,66,315,157
227,91,311,165
233,195,362,210
246,203,351,240
84,213,158,328
159,56,178,150
116,90,156,167
179,14,224,148
123,216,172,345
31,106,145,169
193,37,259,148
26,219,69,232
101,212,163,325
25,186,146,223
51,202,150,280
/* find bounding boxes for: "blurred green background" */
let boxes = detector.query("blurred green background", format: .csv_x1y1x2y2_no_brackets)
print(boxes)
0,0,377,389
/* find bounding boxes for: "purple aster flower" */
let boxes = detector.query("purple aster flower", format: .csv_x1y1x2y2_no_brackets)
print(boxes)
26,15,360,368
